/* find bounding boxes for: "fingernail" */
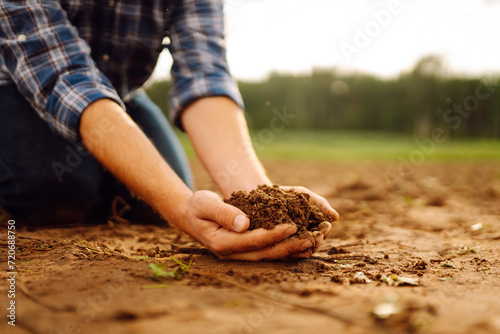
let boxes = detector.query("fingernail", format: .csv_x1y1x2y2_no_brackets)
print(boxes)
285,226,297,238
234,215,247,232
301,240,313,251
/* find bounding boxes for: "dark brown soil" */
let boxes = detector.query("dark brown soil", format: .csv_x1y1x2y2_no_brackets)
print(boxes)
224,185,334,233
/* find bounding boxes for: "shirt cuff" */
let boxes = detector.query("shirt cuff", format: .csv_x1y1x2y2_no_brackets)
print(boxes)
168,75,244,131
45,72,126,142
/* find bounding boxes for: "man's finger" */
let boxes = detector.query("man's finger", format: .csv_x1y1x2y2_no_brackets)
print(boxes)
219,235,312,261
291,186,340,221
288,249,313,259
306,192,339,221
208,223,298,256
311,230,325,253
193,190,250,232
289,230,326,258
317,221,332,239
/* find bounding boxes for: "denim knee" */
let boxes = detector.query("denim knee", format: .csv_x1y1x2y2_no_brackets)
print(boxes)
0,84,106,224
0,155,105,225
126,90,194,189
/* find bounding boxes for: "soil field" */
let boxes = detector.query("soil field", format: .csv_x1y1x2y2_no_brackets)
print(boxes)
1,160,500,334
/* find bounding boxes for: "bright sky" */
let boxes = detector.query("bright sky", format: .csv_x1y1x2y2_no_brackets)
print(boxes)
152,0,500,82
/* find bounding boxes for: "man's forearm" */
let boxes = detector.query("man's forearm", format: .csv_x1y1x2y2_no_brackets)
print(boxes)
80,99,192,224
181,97,271,198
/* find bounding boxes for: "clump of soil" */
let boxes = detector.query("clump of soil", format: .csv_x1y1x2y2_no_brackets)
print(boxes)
224,185,334,234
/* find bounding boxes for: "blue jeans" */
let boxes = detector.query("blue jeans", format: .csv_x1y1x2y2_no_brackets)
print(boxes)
0,84,193,224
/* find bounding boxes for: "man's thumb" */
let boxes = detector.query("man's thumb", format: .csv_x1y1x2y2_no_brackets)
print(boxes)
195,191,250,232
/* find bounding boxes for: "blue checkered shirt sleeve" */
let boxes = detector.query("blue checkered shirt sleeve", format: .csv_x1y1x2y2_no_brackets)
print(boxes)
0,1,125,142
167,0,244,129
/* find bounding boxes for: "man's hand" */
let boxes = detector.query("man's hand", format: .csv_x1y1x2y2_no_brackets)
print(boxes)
280,186,340,223
259,185,339,257
179,190,302,260
176,190,338,261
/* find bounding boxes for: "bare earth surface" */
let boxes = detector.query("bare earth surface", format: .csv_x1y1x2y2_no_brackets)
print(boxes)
1,160,500,334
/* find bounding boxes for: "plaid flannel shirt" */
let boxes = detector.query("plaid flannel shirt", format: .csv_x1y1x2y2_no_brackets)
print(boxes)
0,0,243,142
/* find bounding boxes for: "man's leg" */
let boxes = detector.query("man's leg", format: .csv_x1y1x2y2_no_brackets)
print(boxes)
0,84,106,225
125,90,193,189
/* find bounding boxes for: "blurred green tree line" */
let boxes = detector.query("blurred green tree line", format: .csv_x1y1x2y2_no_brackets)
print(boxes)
145,56,500,138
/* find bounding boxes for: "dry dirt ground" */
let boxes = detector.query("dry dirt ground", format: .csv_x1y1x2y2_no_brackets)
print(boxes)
1,160,500,334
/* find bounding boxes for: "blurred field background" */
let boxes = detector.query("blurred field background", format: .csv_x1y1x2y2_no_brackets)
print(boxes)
145,56,500,162
174,130,500,162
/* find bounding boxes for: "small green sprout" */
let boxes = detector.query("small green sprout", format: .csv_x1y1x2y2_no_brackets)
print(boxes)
148,257,192,281
148,263,177,279
170,257,192,271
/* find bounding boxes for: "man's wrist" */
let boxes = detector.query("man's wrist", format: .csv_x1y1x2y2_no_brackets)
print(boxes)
155,189,192,229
